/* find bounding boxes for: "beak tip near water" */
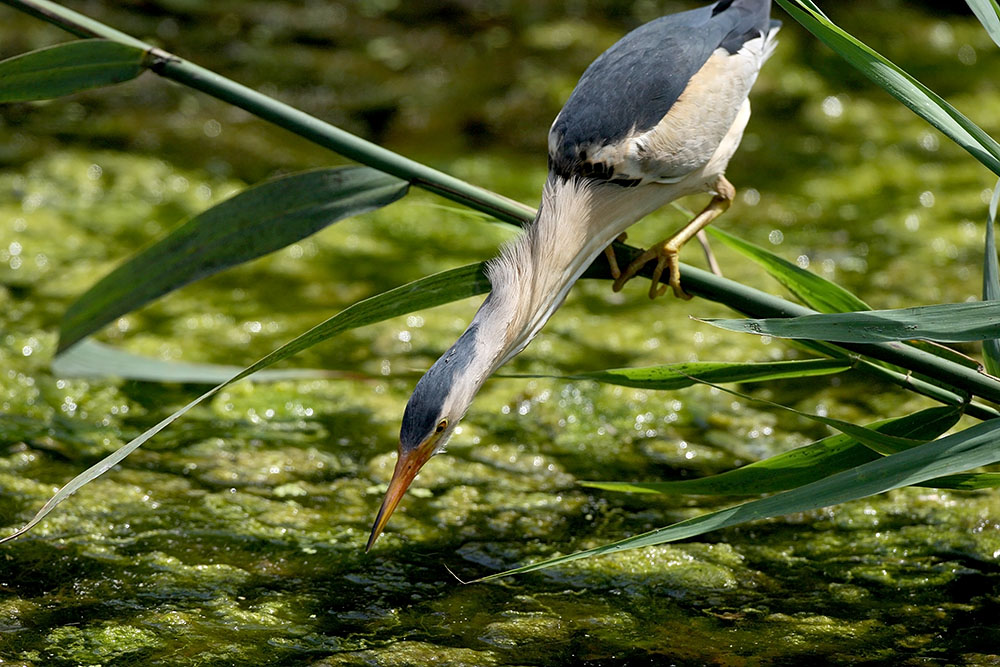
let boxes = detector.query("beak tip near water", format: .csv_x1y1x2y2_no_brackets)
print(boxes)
365,443,433,552
364,523,380,553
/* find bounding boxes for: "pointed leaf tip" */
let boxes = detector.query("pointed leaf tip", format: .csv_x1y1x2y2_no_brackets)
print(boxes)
702,302,1000,345
0,39,146,103
967,0,1000,48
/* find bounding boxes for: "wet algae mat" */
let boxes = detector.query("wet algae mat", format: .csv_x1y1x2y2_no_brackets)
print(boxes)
3,1,1000,664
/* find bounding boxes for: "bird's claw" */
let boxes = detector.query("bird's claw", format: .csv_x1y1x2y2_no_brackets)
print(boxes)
605,248,622,281
649,253,691,300
604,233,628,280
612,243,690,300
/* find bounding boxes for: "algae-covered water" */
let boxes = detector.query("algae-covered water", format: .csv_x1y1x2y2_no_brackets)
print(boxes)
3,1,1000,664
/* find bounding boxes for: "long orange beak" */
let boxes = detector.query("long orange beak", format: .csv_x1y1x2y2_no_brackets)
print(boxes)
366,442,435,551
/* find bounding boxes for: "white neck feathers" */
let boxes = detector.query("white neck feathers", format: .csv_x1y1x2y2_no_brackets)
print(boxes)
474,176,675,372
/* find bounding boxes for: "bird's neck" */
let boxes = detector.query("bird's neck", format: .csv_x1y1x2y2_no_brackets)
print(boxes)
468,176,673,376
476,177,605,368
423,176,679,416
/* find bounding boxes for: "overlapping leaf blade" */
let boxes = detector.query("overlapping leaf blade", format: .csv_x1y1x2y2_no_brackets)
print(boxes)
916,472,1000,490
561,358,849,390
57,167,409,352
479,417,1000,580
702,302,1000,344
583,406,960,496
0,39,146,102
522,358,930,455
705,229,979,370
52,339,339,383
694,373,926,456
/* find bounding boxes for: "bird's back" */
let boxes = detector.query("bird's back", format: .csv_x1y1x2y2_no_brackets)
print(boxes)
548,0,775,184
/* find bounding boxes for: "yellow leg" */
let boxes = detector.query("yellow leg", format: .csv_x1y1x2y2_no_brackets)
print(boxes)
613,177,735,300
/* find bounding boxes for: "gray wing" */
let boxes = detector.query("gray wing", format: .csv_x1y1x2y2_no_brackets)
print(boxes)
548,0,775,185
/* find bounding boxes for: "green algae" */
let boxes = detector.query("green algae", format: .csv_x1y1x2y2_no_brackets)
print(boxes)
44,623,161,664
2,1,1000,665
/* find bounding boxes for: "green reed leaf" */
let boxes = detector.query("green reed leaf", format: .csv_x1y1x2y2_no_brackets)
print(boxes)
3,264,490,544
777,0,1000,176
57,167,408,352
583,406,959,496
983,180,1000,376
916,472,1000,490
706,228,870,314
703,302,1000,344
0,39,145,102
52,339,341,383
557,358,849,390
967,0,1000,48
479,418,1000,580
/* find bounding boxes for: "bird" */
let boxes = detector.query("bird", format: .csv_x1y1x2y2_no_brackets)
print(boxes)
367,0,780,550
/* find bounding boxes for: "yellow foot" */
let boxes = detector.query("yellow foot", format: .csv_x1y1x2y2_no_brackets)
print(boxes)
610,178,735,300
612,242,690,300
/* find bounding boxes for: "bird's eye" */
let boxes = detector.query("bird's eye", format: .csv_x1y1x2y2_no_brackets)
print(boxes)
435,419,448,434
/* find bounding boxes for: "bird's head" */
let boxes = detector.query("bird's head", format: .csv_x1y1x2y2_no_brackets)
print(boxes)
366,324,484,551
